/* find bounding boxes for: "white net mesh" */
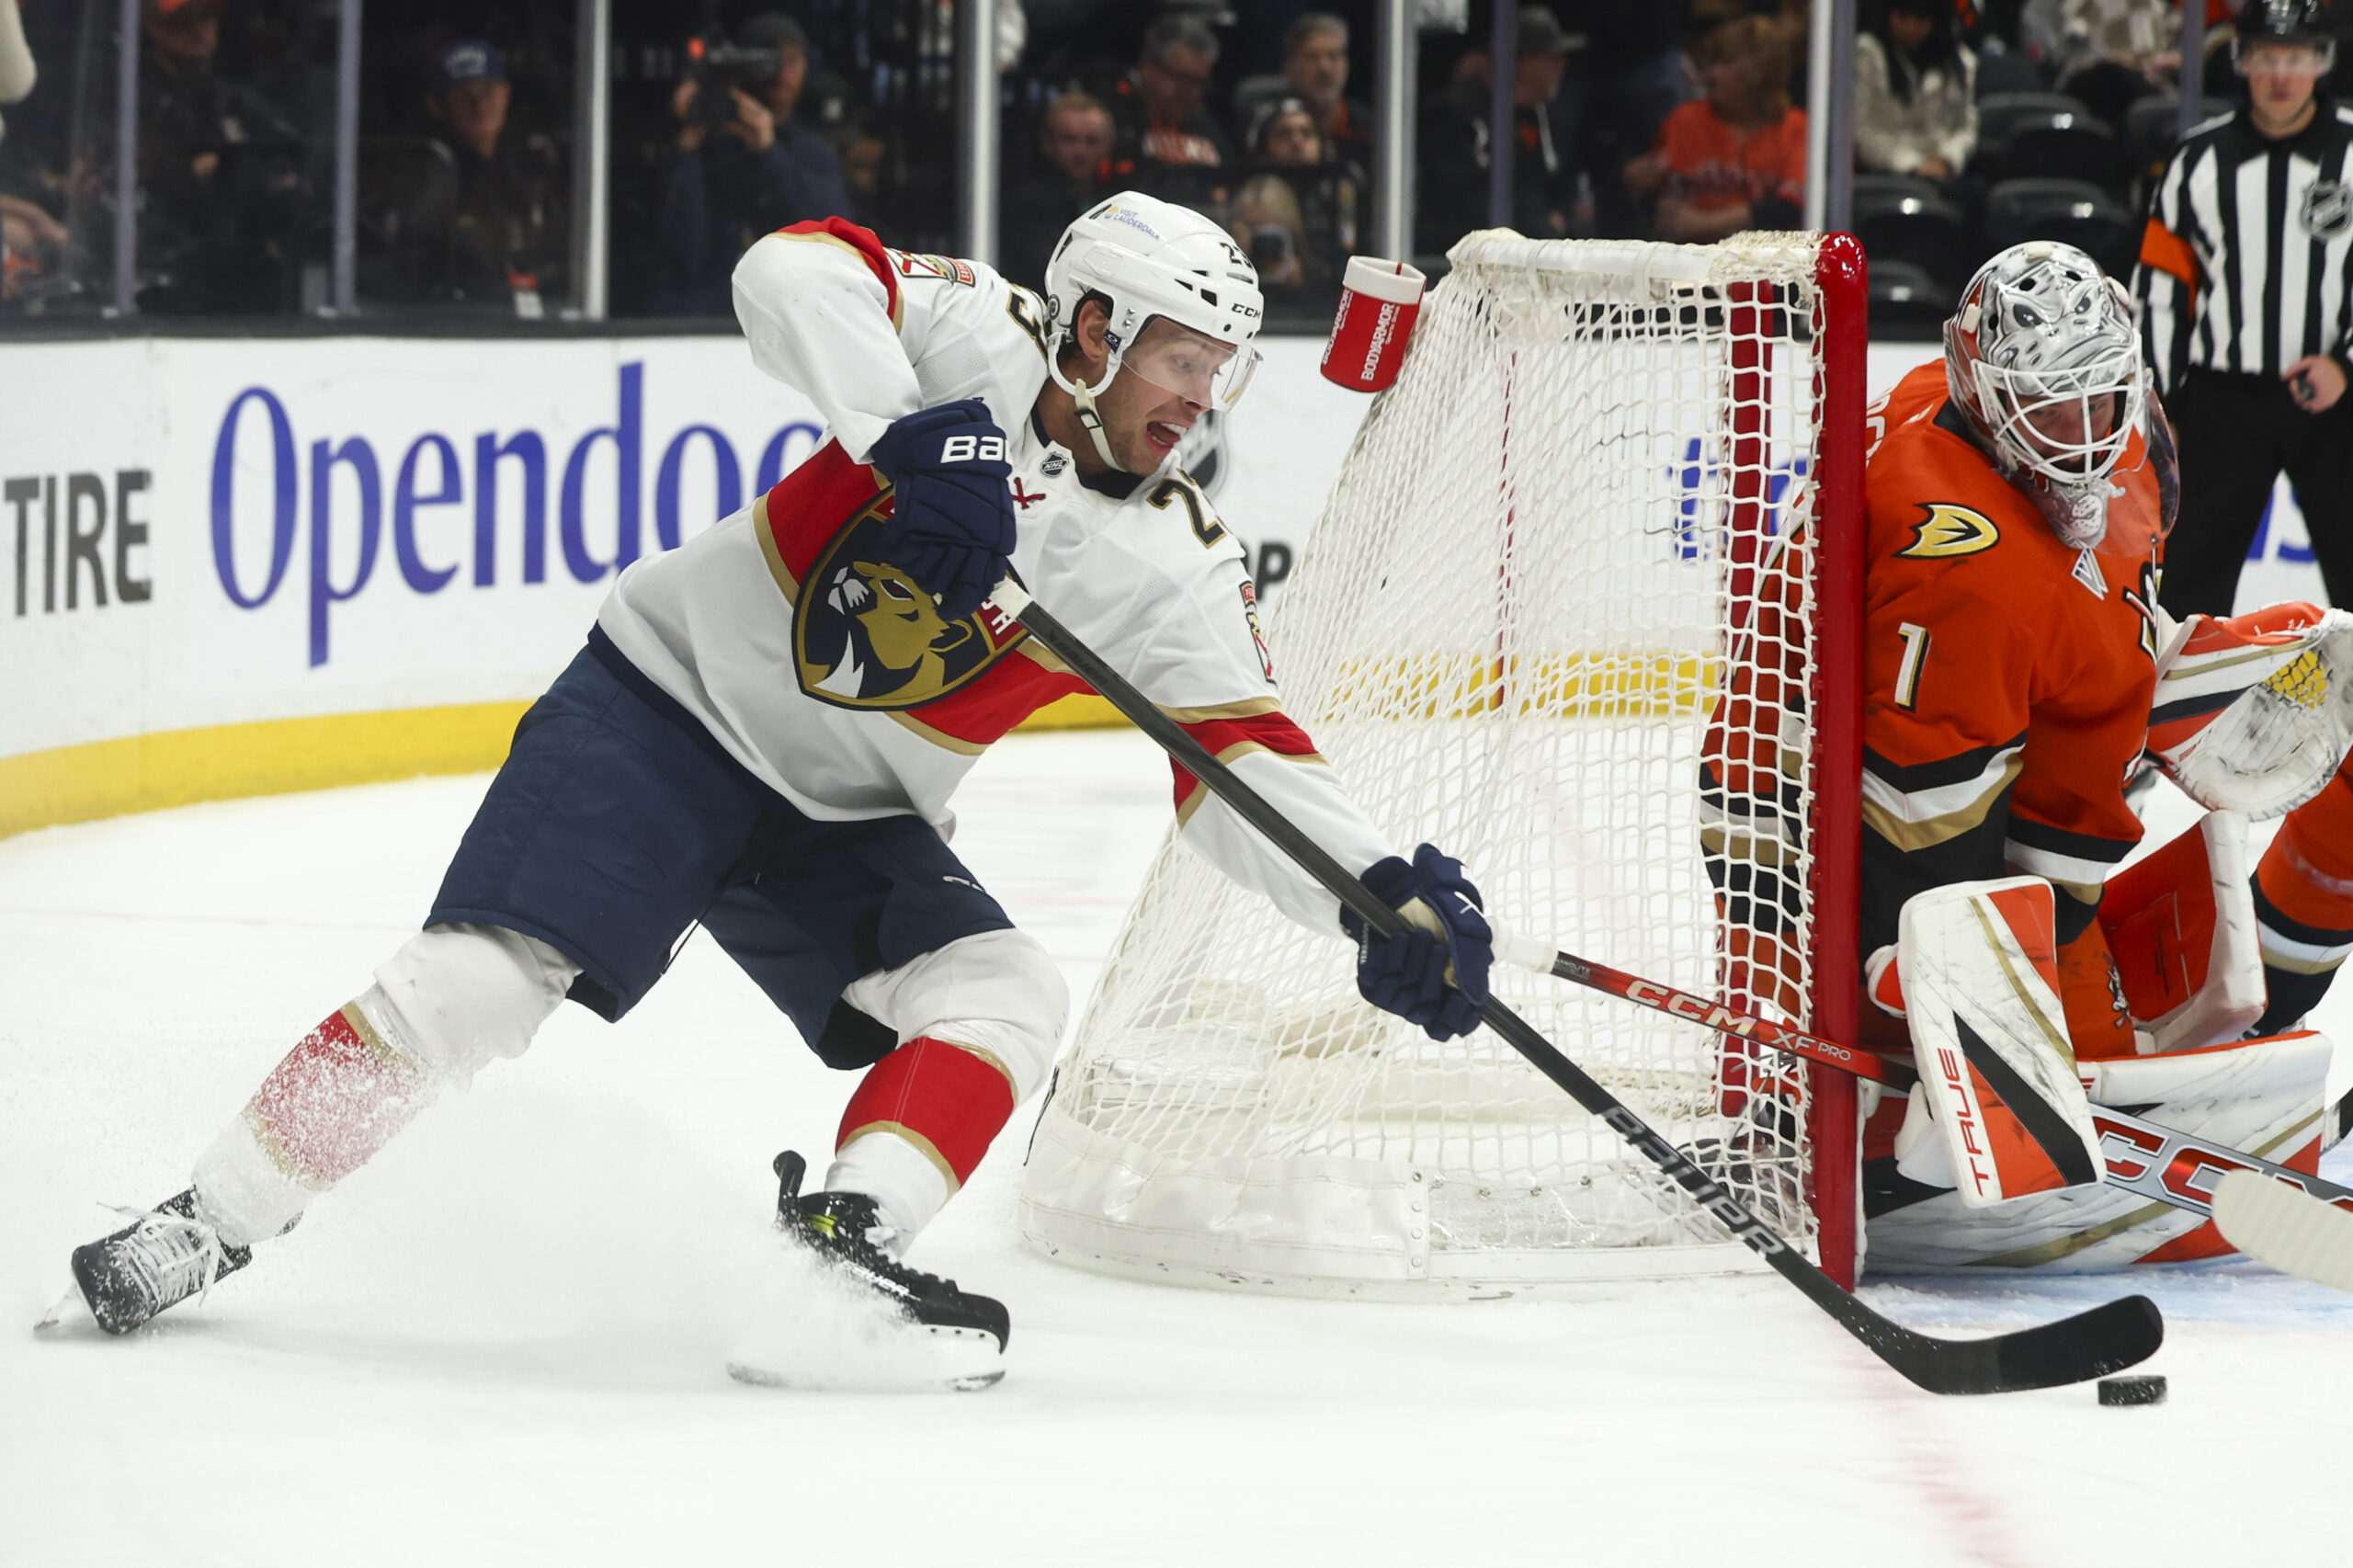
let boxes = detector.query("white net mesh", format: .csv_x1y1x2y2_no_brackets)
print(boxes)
1019,232,1840,1294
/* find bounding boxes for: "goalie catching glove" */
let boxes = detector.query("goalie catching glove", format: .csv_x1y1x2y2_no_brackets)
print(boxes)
867,399,1017,621
2148,603,2353,819
1341,844,1494,1040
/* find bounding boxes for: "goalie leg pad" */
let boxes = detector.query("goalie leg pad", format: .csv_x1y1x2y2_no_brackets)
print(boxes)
1870,1030,2336,1271
2100,810,2265,1051
1895,878,2104,1207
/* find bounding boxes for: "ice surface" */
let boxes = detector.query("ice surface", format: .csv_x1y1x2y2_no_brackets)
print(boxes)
4,735,2348,1565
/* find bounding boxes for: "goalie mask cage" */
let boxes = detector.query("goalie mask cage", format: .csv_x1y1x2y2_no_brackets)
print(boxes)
1020,231,1867,1295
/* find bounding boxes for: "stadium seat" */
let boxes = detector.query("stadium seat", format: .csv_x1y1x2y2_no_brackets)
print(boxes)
1982,177,2141,278
1852,174,1974,288
1868,259,1957,340
1974,93,2120,188
1972,48,2049,97
2123,95,2237,199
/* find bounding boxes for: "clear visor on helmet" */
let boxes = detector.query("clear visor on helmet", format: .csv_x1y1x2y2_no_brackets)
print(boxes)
1974,353,2139,484
1118,316,1262,411
2234,38,2336,74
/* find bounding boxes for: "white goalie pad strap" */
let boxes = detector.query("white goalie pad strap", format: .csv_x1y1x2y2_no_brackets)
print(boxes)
2099,810,2266,1051
2149,604,2353,819
1895,877,2103,1207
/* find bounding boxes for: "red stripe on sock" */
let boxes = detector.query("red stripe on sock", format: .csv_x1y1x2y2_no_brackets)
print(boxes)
247,1005,425,1187
837,1036,1016,1187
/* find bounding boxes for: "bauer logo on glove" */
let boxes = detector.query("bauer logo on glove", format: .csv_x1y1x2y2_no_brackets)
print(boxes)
866,399,1019,623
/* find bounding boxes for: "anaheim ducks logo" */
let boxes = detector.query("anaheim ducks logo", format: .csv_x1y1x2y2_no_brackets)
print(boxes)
1896,504,2001,560
793,501,1024,710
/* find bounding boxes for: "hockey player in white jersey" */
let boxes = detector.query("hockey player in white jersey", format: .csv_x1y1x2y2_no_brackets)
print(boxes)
51,194,1494,1387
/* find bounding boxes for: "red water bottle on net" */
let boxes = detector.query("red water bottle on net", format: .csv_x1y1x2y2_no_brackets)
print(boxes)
1319,256,1427,393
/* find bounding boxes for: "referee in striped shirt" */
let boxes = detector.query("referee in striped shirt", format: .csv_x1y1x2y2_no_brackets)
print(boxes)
2134,0,2353,617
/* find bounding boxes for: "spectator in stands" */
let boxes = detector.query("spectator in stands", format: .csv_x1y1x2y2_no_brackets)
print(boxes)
651,12,850,314
1417,6,1578,251
0,0,59,305
1627,16,1807,242
383,41,566,309
2025,0,2185,123
1104,13,1232,205
1855,0,1981,183
1239,97,1360,292
1279,13,1374,169
136,0,305,313
1226,103,1347,296
1552,1,1697,238
1002,90,1114,290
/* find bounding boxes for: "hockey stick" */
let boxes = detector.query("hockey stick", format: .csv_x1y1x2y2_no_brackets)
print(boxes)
1497,936,2353,1228
987,581,2161,1396
2212,1168,2353,1292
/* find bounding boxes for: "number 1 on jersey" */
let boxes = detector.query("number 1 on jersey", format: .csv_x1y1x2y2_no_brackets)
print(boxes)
1893,620,1931,710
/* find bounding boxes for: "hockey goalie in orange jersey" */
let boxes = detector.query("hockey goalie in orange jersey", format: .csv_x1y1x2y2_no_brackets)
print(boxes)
1709,241,2352,1272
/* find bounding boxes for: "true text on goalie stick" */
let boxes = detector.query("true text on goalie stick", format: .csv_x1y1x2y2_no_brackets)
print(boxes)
984,580,2162,1397
1516,942,2353,1230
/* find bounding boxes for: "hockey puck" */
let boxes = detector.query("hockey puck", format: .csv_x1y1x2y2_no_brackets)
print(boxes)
2097,1374,2166,1406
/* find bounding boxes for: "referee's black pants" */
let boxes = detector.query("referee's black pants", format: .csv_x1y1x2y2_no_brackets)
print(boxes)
2159,368,2353,619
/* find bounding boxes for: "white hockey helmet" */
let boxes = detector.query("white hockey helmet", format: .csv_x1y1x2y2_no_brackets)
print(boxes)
1042,193,1265,463
1943,240,2150,550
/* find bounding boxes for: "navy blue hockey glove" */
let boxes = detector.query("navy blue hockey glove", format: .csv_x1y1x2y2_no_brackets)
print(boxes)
867,399,1017,622
1339,844,1494,1041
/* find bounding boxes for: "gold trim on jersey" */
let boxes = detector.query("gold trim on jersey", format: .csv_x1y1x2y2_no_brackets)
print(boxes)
777,228,906,329
886,710,991,756
1173,741,1330,826
1860,752,2026,852
1896,504,2002,560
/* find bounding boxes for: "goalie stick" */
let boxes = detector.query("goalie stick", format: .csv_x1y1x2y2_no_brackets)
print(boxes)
2211,1168,2353,1293
987,581,2161,1397
1495,937,2353,1230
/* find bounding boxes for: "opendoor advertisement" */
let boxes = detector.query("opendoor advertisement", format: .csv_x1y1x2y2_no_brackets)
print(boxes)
0,334,1364,835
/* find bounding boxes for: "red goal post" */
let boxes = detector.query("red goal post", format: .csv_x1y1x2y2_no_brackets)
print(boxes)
1021,231,1870,1294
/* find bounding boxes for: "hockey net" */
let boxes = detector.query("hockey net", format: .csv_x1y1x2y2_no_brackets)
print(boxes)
1019,231,1865,1295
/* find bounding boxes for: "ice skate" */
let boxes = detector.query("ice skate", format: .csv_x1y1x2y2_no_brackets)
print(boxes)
725,1151,1009,1392
46,1190,252,1335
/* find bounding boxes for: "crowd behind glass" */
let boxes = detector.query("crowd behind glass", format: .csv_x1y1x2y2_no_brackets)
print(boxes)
0,0,2327,329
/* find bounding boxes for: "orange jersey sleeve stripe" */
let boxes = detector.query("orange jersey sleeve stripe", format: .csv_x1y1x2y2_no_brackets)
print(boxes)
2140,219,2200,299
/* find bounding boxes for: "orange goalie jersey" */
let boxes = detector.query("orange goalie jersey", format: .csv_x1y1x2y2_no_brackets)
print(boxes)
1704,360,2165,1058
1858,360,2165,1056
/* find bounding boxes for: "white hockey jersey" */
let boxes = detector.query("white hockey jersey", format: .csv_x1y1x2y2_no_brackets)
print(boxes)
594,218,1392,933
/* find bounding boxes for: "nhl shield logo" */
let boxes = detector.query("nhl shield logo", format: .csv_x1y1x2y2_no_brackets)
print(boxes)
793,505,1024,710
2302,179,2353,241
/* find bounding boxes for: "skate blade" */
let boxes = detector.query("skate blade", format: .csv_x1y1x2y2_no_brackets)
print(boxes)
34,1283,94,1334
726,1323,1005,1393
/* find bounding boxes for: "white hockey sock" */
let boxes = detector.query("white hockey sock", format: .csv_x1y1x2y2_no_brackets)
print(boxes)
826,1130,951,1247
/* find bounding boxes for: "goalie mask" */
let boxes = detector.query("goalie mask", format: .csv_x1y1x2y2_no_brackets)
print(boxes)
1943,242,2150,550
1042,192,1265,469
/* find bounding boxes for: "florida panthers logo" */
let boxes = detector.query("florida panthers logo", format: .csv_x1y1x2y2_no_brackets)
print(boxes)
792,507,1023,710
